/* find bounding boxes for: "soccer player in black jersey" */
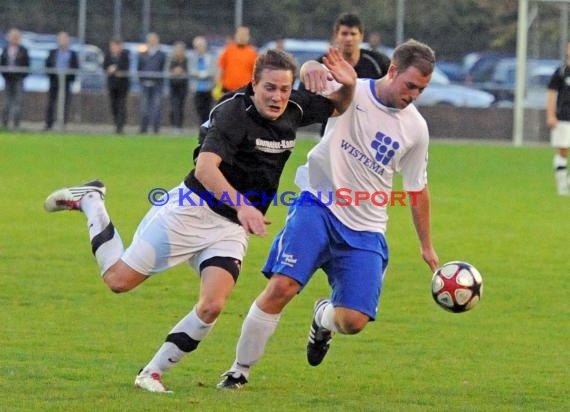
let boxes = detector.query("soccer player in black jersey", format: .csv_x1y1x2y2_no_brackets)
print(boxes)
547,42,570,196
44,48,356,393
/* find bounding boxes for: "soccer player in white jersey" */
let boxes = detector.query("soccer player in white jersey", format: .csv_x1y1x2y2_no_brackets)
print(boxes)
218,39,440,389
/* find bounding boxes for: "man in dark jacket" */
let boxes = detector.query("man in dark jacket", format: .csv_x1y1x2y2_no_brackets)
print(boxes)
137,32,166,134
1,28,30,130
44,31,79,131
103,38,130,134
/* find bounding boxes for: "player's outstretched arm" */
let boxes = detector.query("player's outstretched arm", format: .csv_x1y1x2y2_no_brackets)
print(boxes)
299,48,356,116
410,186,439,272
322,47,357,88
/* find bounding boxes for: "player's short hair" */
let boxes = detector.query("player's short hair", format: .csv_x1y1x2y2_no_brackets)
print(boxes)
392,39,436,76
253,49,297,84
333,12,363,34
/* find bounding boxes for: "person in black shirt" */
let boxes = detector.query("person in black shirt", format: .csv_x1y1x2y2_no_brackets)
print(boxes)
301,12,390,136
1,28,30,130
330,13,389,78
103,38,130,134
43,48,356,393
168,41,189,133
546,42,570,196
137,32,167,134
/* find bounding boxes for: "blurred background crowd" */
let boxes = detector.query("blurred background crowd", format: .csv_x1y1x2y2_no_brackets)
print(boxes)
0,0,568,140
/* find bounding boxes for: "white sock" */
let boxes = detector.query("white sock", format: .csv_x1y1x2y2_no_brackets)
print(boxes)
81,193,124,274
144,307,215,374
319,301,339,333
553,154,568,195
230,302,281,379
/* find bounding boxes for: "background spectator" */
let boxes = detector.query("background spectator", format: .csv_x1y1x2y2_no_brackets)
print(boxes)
168,41,189,134
367,31,391,69
1,28,30,130
44,31,79,131
217,26,257,94
103,38,130,134
138,32,166,134
189,36,216,125
546,42,570,196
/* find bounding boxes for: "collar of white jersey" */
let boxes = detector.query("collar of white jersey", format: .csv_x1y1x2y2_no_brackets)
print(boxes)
368,79,401,114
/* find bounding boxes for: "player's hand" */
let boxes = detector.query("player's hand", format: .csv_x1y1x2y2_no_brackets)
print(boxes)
546,115,558,129
322,47,357,87
421,246,439,273
237,205,271,236
301,61,332,93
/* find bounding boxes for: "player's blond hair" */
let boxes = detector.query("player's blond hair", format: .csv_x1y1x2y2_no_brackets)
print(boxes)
392,39,436,76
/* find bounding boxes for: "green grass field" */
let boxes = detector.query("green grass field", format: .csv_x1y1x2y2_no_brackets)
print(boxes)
1,132,568,411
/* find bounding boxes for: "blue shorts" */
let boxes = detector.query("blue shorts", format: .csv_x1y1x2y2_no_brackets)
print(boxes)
262,193,389,320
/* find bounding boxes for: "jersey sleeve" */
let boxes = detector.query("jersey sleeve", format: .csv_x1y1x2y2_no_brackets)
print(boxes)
547,67,564,91
398,124,430,192
199,104,245,163
291,89,335,127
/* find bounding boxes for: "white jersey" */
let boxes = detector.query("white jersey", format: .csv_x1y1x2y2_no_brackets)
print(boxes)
295,78,429,233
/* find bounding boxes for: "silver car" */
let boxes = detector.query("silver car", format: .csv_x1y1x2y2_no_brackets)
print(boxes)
415,67,495,108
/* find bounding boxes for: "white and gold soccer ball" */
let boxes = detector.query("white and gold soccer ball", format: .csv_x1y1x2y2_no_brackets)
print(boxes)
431,261,483,313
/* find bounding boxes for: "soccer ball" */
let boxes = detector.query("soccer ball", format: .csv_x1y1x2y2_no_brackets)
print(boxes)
431,261,483,313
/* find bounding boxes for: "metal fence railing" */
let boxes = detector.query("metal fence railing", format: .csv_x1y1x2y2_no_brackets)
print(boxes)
0,65,211,132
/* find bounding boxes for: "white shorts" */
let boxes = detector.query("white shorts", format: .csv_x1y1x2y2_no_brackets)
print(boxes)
122,182,248,276
551,121,570,148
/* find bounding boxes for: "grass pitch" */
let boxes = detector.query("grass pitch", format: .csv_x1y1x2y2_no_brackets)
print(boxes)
1,132,568,411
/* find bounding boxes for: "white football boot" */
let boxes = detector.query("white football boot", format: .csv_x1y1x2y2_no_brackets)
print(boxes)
44,180,106,212
134,369,173,393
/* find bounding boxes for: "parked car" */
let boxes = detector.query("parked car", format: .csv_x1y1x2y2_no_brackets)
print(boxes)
261,38,394,69
260,38,330,69
492,58,558,107
465,52,560,106
437,60,467,83
412,66,494,108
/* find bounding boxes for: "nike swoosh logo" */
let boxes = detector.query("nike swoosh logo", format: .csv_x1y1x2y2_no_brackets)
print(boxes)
356,104,366,112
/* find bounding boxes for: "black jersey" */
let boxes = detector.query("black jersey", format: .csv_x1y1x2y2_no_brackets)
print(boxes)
184,83,335,224
548,65,570,121
299,48,389,136
354,48,390,79
313,48,389,80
